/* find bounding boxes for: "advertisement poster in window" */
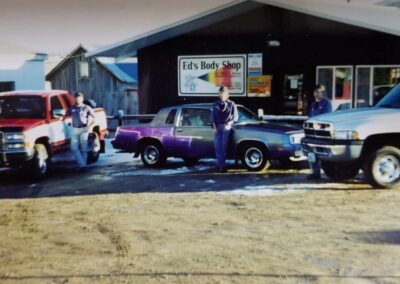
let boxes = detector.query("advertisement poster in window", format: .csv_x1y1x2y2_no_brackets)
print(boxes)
247,75,272,97
178,55,246,96
248,53,263,75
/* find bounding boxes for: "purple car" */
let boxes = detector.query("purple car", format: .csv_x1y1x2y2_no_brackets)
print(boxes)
111,104,305,171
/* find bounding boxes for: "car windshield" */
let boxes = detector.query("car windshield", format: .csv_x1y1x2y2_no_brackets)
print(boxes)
376,84,400,109
237,106,259,122
0,96,46,119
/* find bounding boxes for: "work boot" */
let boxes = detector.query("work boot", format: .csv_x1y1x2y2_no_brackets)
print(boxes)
307,174,321,180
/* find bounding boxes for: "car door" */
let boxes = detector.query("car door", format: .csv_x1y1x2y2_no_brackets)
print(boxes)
174,107,215,158
48,95,70,153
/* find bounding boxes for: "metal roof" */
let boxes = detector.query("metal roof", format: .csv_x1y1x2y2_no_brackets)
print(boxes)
86,0,400,58
103,63,137,84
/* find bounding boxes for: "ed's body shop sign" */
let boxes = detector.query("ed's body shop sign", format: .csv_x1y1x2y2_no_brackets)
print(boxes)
178,55,246,96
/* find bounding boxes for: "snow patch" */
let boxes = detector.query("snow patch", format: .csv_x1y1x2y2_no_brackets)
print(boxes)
215,185,308,196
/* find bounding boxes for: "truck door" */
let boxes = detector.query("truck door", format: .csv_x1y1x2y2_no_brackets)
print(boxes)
60,94,73,144
174,107,215,158
49,95,70,153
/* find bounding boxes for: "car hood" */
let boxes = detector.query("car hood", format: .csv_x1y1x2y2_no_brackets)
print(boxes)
306,107,400,126
234,121,302,133
0,118,47,132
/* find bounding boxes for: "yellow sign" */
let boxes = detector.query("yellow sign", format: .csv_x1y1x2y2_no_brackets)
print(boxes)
247,75,272,97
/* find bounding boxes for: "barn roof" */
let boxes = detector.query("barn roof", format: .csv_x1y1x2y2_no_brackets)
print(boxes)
86,0,400,58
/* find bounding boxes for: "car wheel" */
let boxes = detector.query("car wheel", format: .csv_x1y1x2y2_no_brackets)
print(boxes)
26,143,49,180
321,161,360,181
141,143,166,168
183,158,199,166
87,132,101,164
363,146,400,189
241,143,270,172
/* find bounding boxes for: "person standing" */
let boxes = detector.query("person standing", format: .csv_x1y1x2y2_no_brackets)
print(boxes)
212,86,238,173
307,84,332,179
67,92,95,172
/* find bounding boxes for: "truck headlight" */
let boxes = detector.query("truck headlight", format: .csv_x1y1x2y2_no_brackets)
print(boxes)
289,132,305,144
333,131,359,140
7,133,25,140
7,143,26,149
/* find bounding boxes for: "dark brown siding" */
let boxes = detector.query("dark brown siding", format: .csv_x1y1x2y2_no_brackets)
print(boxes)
138,4,400,114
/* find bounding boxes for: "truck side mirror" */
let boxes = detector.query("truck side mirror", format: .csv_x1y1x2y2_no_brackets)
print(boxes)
53,109,66,118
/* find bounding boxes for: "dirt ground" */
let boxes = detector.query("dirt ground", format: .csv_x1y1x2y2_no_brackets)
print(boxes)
0,158,400,284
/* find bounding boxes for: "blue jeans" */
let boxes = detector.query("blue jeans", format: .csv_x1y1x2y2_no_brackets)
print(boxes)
308,156,321,176
71,127,89,168
214,124,231,169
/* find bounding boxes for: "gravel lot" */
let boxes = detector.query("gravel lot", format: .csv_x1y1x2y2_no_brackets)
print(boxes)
0,142,399,284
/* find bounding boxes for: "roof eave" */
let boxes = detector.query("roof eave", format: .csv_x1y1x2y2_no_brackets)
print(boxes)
86,0,262,58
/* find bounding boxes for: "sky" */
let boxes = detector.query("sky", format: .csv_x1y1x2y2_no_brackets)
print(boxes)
0,0,393,59
0,0,233,56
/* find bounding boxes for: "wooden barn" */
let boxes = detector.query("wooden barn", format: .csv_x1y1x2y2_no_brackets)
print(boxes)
46,45,138,117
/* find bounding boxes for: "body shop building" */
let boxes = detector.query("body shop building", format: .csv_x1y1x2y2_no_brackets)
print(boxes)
88,0,400,116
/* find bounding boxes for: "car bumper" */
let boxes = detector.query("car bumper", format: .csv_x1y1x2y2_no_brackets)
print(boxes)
0,150,34,167
272,144,306,160
111,138,136,153
301,137,363,162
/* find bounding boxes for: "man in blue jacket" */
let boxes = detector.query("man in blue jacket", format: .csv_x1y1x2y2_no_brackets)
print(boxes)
212,86,238,173
307,84,332,179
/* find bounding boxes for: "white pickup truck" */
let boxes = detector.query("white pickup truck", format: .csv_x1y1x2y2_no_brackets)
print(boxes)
302,84,400,189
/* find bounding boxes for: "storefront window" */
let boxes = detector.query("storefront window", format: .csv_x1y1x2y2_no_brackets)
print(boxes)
373,67,400,105
317,66,353,110
316,68,333,101
356,67,372,108
355,66,400,108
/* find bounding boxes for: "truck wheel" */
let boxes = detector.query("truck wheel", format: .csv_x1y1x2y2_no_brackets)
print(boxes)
363,146,400,189
321,161,360,180
87,132,101,164
26,144,49,180
141,143,166,168
183,158,199,166
241,143,270,172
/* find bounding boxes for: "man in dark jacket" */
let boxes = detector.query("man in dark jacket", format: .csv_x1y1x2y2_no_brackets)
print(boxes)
212,86,238,173
307,84,332,179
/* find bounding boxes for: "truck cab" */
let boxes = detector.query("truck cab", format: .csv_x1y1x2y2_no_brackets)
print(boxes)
0,90,108,179
301,84,400,188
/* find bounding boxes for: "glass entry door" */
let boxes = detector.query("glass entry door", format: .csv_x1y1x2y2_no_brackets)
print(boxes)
283,74,304,115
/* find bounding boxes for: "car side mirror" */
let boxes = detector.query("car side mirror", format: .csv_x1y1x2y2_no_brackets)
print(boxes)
53,109,66,118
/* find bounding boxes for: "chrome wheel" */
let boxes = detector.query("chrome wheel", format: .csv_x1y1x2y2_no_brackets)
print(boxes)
37,148,48,175
244,147,263,169
373,154,400,184
25,143,49,180
143,145,160,165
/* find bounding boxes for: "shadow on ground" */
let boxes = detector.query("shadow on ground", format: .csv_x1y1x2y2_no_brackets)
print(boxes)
351,230,400,245
0,159,373,199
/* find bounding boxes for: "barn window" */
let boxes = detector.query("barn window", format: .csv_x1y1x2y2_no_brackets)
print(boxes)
79,61,89,79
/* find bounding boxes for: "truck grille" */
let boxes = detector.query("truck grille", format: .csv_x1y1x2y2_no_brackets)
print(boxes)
304,122,332,138
0,132,4,151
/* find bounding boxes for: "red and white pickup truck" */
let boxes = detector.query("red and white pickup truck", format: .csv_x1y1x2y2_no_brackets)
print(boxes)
0,90,108,179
